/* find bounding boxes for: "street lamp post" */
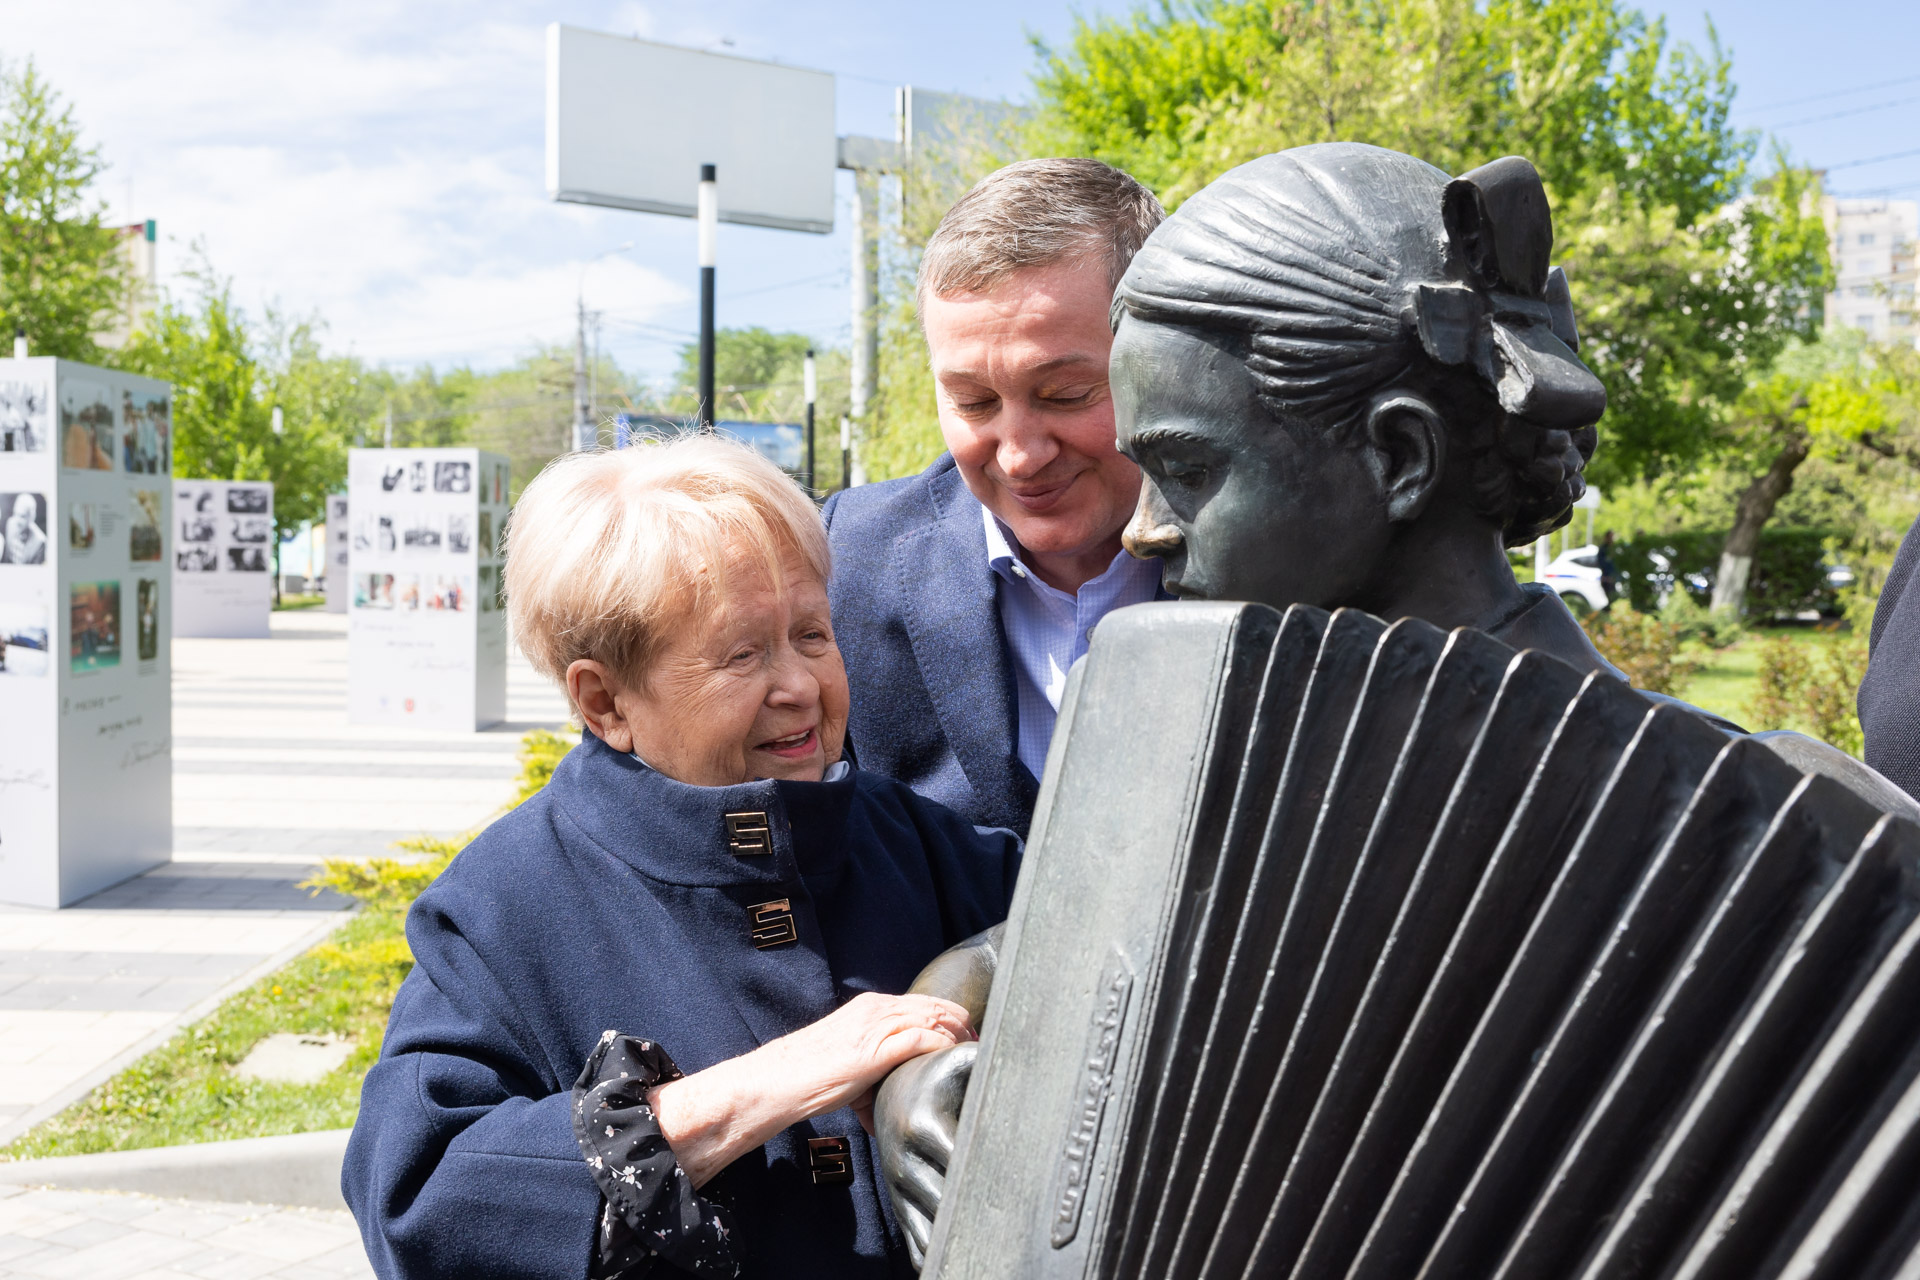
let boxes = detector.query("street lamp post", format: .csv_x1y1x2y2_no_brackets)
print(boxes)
697,164,717,430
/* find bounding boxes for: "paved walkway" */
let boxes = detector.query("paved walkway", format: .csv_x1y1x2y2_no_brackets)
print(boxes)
0,610,570,1144
0,1185,371,1279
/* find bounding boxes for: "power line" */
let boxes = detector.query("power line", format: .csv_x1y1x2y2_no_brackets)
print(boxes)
1746,72,1920,115
1826,146,1920,172
1769,93,1920,131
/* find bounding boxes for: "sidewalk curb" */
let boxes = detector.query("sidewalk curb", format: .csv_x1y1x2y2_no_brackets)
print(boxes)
0,906,358,1149
0,1128,353,1210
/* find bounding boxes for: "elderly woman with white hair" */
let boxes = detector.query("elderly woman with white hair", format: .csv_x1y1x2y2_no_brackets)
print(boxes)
343,437,1021,1280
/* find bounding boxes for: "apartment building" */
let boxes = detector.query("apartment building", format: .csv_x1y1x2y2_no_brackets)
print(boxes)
1824,196,1919,349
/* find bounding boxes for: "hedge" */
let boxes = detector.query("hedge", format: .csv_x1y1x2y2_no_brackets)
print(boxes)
1612,528,1841,616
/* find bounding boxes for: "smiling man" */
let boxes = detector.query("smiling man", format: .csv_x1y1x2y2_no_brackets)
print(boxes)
822,159,1166,835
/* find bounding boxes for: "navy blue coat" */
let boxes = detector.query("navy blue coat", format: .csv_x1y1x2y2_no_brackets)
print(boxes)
822,455,1038,836
1861,510,1920,800
342,731,1021,1279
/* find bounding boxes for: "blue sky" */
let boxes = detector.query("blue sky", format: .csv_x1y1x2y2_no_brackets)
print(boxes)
5,0,1917,389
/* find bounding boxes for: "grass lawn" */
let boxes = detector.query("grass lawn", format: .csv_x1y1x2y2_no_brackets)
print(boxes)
273,593,327,611
0,729,572,1162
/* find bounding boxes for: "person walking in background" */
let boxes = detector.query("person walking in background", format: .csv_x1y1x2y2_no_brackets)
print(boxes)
1597,530,1620,602
823,158,1168,836
1860,511,1920,801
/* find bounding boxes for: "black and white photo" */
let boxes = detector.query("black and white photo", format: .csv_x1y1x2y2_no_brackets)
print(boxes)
0,380,50,454
227,546,269,572
1,492,49,565
432,460,471,493
227,486,271,514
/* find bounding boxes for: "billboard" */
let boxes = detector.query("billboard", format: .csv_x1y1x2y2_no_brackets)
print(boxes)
545,24,837,234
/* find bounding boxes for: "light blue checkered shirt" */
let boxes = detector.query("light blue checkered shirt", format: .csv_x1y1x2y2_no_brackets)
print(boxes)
983,503,1166,780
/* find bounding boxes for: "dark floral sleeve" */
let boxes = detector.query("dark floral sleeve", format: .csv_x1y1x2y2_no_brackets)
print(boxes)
573,1030,743,1279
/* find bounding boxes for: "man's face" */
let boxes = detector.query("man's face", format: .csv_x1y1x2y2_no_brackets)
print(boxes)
1111,314,1392,610
922,258,1142,584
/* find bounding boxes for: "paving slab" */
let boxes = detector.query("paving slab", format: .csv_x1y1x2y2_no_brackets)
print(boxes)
0,611,570,1148
0,1186,371,1279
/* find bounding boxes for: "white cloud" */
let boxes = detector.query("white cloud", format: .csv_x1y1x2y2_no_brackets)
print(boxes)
2,0,705,371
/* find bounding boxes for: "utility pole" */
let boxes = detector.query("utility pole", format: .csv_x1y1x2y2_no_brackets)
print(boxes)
589,311,602,430
848,171,878,458
698,164,717,429
840,416,851,492
803,348,817,495
573,297,590,450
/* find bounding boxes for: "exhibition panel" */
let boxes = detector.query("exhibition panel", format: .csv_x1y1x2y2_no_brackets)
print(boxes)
0,356,173,908
172,479,274,638
346,448,508,731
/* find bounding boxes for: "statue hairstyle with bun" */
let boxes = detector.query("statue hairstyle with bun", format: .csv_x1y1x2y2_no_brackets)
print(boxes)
1112,142,1607,546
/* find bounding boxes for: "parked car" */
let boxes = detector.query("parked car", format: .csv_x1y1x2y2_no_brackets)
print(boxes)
1540,545,1611,614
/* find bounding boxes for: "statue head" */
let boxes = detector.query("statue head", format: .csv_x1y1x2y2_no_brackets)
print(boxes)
1111,142,1605,614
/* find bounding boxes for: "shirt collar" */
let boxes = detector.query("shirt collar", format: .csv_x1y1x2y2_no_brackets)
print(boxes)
630,750,851,784
981,501,1157,599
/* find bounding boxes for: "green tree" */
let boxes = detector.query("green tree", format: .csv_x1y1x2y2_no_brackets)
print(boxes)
0,59,127,359
1707,331,1909,613
1028,0,1831,494
119,267,360,590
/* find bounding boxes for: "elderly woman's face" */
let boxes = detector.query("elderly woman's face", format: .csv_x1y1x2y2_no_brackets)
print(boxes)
623,554,850,786
1111,315,1394,611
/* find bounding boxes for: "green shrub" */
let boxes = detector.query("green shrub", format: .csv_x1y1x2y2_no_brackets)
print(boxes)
1748,631,1867,756
1582,608,1703,694
516,727,573,804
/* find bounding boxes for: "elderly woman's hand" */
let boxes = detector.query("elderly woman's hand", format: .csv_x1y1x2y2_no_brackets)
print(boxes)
649,993,973,1187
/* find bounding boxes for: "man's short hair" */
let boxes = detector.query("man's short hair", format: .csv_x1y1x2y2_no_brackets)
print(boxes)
504,434,830,707
918,157,1165,309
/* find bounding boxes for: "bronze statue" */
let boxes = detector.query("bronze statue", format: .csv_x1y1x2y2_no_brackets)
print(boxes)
877,143,1920,1271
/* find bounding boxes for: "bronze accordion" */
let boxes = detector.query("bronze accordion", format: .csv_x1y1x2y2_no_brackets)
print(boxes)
924,601,1920,1280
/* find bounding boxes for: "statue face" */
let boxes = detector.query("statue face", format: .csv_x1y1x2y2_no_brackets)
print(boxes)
1111,314,1394,610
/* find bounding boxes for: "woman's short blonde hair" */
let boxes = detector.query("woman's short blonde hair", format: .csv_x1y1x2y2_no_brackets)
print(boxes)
504,434,830,697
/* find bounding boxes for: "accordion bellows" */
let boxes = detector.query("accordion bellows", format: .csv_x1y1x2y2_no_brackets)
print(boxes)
923,601,1920,1280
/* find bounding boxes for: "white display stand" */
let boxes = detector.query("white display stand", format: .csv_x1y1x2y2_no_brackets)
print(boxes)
347,448,508,730
0,356,173,907
172,479,274,638
323,494,348,614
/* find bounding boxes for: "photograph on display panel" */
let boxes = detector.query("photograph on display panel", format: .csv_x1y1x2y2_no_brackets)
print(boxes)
227,546,268,572
478,510,493,557
433,460,471,493
130,489,164,562
177,547,218,572
180,511,216,543
0,604,49,677
354,573,396,609
227,486,271,515
0,380,50,453
231,515,272,543
403,515,441,552
70,581,120,671
121,391,171,474
448,514,471,554
425,574,469,611
69,503,95,551
136,578,159,661
60,380,115,471
1,493,49,564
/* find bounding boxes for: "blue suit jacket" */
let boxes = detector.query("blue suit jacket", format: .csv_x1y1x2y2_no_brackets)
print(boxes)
342,731,1021,1280
1861,511,1920,800
823,455,1039,837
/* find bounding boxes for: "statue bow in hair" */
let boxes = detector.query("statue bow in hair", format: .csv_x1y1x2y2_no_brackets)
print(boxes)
1414,156,1608,430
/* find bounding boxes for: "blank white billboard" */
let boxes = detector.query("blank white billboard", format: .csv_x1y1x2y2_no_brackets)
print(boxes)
546,24,837,235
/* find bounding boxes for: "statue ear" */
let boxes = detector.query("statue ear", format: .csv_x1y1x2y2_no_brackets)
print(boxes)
1363,396,1445,525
